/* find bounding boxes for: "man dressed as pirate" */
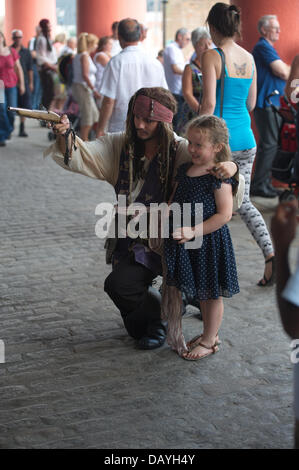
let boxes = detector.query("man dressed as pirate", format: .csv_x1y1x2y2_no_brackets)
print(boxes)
46,86,240,350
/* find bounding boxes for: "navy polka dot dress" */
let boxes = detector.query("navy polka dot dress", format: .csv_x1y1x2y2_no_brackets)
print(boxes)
164,163,240,300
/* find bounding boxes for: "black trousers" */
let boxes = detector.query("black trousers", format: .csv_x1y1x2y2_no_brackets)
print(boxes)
251,106,283,190
39,68,55,110
104,253,164,340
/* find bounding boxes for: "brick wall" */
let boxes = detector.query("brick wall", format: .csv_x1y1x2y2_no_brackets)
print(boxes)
165,0,229,59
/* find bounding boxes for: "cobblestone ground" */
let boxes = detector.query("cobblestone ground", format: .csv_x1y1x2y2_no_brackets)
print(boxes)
0,121,297,449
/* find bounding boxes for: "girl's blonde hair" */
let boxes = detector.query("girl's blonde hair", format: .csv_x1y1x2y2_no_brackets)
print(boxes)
186,114,231,163
77,32,98,53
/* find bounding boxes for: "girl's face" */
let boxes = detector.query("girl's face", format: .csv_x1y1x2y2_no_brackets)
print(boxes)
187,128,221,166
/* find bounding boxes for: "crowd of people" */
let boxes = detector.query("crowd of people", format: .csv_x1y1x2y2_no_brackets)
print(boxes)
1,2,299,447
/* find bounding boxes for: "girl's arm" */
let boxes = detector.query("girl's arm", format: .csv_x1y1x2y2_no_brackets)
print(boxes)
201,182,233,236
173,182,233,243
182,65,200,113
199,50,217,115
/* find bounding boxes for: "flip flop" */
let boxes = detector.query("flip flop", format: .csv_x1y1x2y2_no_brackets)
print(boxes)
183,341,219,361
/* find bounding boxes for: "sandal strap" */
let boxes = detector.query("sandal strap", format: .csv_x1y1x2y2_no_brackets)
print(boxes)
197,341,218,353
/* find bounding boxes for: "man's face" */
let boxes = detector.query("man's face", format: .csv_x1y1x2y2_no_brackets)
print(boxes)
12,33,23,47
134,115,159,141
264,18,280,43
177,32,191,49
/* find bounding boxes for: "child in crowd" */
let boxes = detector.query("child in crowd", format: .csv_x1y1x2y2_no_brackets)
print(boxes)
162,115,239,360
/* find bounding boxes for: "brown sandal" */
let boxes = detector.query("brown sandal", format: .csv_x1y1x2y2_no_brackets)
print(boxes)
183,341,219,361
186,334,221,351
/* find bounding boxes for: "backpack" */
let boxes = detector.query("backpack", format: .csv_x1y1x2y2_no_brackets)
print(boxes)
58,53,74,87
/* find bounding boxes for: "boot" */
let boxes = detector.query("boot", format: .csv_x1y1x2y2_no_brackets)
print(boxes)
19,122,28,137
137,286,167,350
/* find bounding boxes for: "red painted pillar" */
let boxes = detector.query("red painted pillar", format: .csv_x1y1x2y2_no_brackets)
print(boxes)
234,0,299,64
77,0,147,38
234,0,298,186
4,0,57,48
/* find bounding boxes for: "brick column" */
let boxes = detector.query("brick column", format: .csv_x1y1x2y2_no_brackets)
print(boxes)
76,0,147,38
4,0,57,47
234,0,299,64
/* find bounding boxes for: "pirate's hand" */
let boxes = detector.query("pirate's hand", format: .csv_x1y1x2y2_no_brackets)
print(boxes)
50,114,70,136
209,161,238,179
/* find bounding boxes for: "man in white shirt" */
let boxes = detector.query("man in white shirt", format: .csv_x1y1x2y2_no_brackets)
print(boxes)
97,18,168,135
163,28,191,132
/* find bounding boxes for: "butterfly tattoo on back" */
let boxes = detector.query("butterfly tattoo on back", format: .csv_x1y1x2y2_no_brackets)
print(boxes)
233,62,247,76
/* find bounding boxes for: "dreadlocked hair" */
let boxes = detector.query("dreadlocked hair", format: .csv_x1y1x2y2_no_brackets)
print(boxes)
124,87,177,201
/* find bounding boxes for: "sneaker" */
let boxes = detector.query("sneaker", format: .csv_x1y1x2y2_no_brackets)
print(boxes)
0,141,6,147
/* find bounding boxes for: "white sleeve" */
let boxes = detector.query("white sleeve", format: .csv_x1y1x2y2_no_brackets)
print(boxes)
44,132,125,187
168,45,181,66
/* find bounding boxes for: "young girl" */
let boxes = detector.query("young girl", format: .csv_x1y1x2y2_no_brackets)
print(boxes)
162,115,239,360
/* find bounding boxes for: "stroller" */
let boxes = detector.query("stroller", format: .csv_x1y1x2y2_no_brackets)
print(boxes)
48,92,80,141
268,90,299,201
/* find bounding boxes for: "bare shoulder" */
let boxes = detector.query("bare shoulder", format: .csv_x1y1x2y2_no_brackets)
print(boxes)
202,48,220,63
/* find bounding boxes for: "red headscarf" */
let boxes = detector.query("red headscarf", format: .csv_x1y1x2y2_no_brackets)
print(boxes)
133,94,173,124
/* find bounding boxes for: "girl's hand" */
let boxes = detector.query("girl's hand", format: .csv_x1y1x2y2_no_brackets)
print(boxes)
209,161,237,179
49,114,70,136
172,226,195,244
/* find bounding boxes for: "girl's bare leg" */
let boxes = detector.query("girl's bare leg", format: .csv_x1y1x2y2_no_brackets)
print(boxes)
184,298,223,359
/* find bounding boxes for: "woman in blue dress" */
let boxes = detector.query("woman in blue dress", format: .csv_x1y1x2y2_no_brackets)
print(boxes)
200,2,275,287
163,115,239,360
